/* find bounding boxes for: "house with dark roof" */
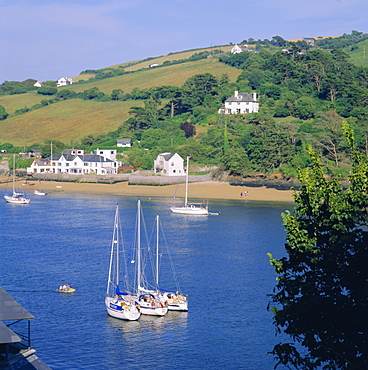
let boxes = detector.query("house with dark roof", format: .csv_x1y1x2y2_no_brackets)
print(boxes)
154,153,184,176
218,91,259,114
27,149,121,175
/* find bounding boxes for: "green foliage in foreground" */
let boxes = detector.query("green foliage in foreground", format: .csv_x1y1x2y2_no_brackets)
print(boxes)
268,122,368,369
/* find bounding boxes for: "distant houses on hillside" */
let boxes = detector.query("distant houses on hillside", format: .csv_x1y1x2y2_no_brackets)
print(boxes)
117,138,132,148
230,44,249,54
57,77,74,87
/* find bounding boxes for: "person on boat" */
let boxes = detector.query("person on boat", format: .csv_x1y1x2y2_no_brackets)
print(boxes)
59,285,63,291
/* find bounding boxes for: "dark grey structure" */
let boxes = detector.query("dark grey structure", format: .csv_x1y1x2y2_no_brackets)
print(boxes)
0,287,51,369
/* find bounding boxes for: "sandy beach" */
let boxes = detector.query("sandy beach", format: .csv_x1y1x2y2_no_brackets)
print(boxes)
0,176,295,203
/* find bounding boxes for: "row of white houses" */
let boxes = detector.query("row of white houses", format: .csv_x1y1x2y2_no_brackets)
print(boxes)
27,149,121,175
27,150,186,177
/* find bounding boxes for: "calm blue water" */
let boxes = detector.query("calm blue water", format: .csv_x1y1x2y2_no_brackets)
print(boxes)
0,190,293,369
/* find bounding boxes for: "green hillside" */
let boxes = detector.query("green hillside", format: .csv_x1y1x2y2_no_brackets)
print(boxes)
343,39,368,67
0,52,241,146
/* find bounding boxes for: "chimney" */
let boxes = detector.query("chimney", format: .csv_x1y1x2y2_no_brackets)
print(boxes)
234,91,238,97
253,92,257,101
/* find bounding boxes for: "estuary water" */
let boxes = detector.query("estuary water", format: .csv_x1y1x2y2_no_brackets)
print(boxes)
0,190,293,369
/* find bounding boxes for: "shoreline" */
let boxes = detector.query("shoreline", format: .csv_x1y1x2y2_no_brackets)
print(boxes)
0,177,295,203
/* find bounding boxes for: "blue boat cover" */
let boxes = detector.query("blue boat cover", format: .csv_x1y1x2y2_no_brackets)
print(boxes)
115,285,129,296
157,285,176,293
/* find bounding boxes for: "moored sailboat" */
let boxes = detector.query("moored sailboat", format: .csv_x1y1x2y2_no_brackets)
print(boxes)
135,200,168,316
170,156,208,215
105,205,141,321
153,214,188,312
4,155,30,204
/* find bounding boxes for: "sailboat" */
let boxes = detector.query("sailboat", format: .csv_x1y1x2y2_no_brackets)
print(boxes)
105,205,141,321
135,200,168,316
4,155,30,204
153,214,188,312
170,156,208,215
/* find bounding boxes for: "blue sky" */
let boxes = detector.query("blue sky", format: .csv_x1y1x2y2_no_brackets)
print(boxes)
1,0,367,83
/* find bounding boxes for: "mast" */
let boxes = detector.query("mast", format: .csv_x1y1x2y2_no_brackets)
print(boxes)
106,205,119,295
155,214,159,290
12,154,15,194
50,141,53,173
184,156,189,207
137,200,141,291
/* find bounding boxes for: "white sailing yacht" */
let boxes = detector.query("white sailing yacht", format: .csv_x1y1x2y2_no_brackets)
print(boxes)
136,200,168,316
105,205,141,321
170,156,208,215
4,155,30,204
153,214,188,312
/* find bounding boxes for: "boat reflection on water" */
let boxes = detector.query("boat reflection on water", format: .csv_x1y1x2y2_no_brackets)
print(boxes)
105,311,188,335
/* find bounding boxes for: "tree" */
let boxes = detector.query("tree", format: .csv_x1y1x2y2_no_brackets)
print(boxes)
0,105,9,120
41,140,65,157
268,122,368,369
111,89,125,100
37,86,57,95
180,121,196,138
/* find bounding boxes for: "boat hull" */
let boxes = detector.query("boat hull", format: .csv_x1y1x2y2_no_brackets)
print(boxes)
57,288,76,293
139,303,168,316
4,195,30,204
105,297,141,321
170,206,208,215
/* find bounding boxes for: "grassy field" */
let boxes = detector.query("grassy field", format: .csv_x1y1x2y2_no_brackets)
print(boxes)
0,55,241,146
66,57,241,94
343,39,368,67
0,99,143,146
0,91,46,115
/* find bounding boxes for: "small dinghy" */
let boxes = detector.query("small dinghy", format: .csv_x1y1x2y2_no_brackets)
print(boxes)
57,284,75,293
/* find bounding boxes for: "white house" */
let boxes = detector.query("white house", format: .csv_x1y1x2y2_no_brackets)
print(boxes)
33,81,44,87
154,153,184,176
27,149,121,175
94,149,117,161
117,139,132,148
57,77,74,87
231,44,249,54
149,63,160,68
218,91,259,115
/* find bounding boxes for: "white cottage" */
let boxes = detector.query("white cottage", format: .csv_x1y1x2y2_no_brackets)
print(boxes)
57,77,74,87
218,91,259,115
154,153,184,176
231,44,249,54
117,139,132,148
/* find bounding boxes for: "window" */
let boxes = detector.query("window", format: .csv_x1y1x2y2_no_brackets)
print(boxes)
171,162,174,166
236,108,241,113
84,163,88,166
66,163,69,166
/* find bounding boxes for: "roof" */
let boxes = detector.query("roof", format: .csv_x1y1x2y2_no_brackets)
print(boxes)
79,154,113,163
226,92,256,103
0,287,34,321
158,152,176,161
0,321,21,344
117,138,132,143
